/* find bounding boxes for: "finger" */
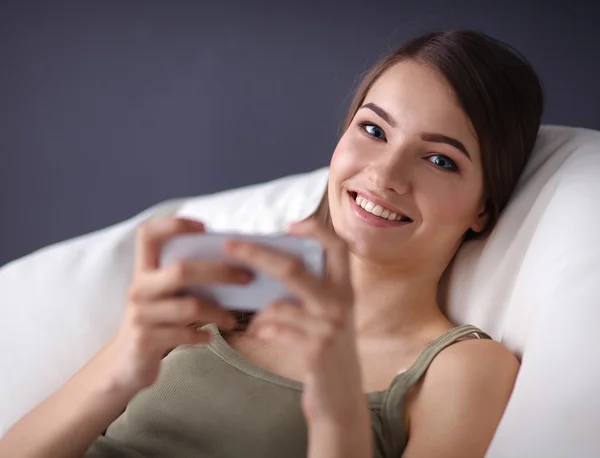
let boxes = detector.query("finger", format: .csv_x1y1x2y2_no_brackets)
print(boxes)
150,326,213,351
250,300,338,343
251,322,306,346
134,218,206,274
249,301,308,343
129,296,237,330
130,260,253,300
249,299,306,332
223,239,328,314
288,218,350,290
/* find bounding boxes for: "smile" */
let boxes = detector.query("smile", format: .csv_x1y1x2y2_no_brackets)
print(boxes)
347,191,413,228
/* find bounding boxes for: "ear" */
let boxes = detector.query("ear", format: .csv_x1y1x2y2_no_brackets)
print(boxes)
470,201,490,234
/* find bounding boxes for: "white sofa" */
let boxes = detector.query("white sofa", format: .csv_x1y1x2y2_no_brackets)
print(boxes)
1,125,599,457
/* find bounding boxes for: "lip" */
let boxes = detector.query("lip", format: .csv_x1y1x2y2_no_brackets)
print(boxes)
347,189,412,221
347,191,413,228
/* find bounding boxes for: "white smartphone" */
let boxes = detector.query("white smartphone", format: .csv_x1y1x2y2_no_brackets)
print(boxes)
159,232,325,311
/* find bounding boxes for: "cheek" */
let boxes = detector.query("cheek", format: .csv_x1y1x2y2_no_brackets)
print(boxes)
421,185,479,226
330,133,366,178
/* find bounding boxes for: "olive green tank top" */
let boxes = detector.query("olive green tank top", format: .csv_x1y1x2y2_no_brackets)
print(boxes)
84,323,490,458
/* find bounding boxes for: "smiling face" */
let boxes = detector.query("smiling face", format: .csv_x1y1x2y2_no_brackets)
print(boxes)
328,60,489,273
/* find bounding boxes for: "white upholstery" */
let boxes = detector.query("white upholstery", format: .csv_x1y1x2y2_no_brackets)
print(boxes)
1,125,599,457
445,126,600,457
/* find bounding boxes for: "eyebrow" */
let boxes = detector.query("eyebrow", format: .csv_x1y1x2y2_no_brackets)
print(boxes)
360,103,397,127
420,133,471,160
359,102,472,160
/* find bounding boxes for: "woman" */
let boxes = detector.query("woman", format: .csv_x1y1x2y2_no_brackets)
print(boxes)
0,29,543,457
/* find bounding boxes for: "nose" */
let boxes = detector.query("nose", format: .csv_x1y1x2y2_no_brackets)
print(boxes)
367,149,413,195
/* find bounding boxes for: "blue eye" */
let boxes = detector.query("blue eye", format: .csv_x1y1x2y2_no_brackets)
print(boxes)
428,154,459,172
360,122,387,141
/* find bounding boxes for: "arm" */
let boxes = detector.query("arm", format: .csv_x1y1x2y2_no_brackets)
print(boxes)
402,339,520,458
0,341,136,458
0,218,241,458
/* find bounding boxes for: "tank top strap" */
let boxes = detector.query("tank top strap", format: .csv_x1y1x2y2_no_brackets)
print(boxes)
379,324,492,457
401,324,492,389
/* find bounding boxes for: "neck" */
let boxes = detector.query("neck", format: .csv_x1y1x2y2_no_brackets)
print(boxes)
349,254,451,338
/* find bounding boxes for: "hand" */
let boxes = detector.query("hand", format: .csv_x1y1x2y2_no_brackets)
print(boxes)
106,217,252,394
223,218,368,425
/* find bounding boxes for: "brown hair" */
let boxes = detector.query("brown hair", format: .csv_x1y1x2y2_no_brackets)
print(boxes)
312,28,544,240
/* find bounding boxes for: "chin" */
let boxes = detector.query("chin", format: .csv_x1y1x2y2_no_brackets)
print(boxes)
333,217,407,263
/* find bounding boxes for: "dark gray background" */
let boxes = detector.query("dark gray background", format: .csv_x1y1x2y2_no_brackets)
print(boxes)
1,0,599,266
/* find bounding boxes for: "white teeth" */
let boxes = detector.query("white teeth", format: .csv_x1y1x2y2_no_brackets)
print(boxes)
372,205,384,216
353,193,409,222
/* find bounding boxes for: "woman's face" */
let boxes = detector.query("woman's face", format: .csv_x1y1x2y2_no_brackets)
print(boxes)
328,60,488,271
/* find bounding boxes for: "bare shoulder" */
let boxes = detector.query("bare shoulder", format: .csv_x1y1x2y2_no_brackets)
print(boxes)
431,337,520,382
402,338,520,458
417,337,520,407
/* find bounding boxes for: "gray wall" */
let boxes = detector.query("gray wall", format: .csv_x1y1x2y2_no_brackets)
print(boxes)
1,0,599,266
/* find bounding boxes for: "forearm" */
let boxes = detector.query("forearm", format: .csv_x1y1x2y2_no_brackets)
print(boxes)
0,343,136,458
307,411,372,458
